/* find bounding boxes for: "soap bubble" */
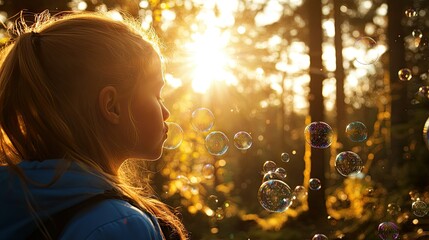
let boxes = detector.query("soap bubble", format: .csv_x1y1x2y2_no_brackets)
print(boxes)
175,175,190,191
304,122,333,149
233,131,253,150
205,131,229,156
293,185,308,201
424,116,429,151
312,234,328,240
405,8,417,17
377,222,399,240
412,200,428,217
281,152,290,162
418,86,429,99
215,207,225,220
398,68,412,81
309,178,321,190
191,108,214,132
335,151,364,177
258,179,293,212
164,122,184,149
262,171,283,182
202,164,215,179
207,195,219,210
354,37,379,65
387,203,401,216
263,160,277,173
275,167,287,179
345,121,368,142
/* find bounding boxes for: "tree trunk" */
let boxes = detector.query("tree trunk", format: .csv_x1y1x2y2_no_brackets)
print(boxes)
306,0,327,219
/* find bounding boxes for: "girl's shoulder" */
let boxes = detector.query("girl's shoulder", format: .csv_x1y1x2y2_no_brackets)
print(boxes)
60,198,164,240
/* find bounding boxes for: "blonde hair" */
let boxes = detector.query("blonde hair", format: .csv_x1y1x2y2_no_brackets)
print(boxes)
0,11,187,239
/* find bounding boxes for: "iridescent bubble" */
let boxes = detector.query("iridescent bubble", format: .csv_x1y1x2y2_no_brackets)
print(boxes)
312,234,328,240
335,151,364,177
275,167,287,179
424,117,429,151
412,29,423,38
293,185,308,201
263,160,277,173
163,122,184,150
378,222,399,240
262,171,283,182
405,8,417,17
258,179,293,212
281,152,290,162
412,200,428,217
191,108,215,132
215,207,225,220
309,178,321,190
233,131,253,150
205,131,229,156
207,195,219,210
202,164,215,179
345,121,368,142
418,86,429,99
175,175,190,191
304,122,333,149
354,37,379,65
398,68,412,81
387,203,401,216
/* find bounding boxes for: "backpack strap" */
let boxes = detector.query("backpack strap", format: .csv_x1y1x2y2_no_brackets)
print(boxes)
27,190,150,239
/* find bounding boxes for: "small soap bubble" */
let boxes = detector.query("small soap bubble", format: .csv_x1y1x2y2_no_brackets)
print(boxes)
233,131,253,150
309,178,321,190
424,117,429,151
345,121,368,142
202,164,215,179
215,207,225,220
163,122,184,150
412,200,428,217
312,234,328,240
281,152,290,162
354,37,379,65
258,179,293,212
378,222,399,240
175,175,190,191
263,160,277,173
262,171,283,182
418,86,429,99
335,151,364,177
412,29,423,38
275,167,287,179
191,108,215,132
205,131,229,156
304,122,333,149
293,185,308,201
387,203,401,216
405,8,417,17
207,195,219,210
398,68,412,81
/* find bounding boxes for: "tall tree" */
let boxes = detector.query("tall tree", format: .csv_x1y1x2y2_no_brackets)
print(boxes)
306,0,327,219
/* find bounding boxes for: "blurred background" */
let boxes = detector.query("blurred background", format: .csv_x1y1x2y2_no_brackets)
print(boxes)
1,0,429,239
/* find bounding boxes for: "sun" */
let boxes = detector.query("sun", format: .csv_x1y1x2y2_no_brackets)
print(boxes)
185,28,236,94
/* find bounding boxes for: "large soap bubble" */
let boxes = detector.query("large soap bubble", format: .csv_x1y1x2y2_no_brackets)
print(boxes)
191,108,215,132
354,37,379,65
304,121,333,149
205,131,229,156
312,234,328,240
377,222,399,240
345,121,367,142
258,180,293,212
233,131,252,150
163,122,184,150
412,200,428,217
335,151,364,177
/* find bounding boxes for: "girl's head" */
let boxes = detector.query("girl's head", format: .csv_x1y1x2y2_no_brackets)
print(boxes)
0,12,170,172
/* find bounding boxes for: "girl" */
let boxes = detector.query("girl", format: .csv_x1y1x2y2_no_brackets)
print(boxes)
0,11,187,239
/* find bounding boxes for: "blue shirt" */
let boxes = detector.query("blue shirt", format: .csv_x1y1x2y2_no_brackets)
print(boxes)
0,159,164,240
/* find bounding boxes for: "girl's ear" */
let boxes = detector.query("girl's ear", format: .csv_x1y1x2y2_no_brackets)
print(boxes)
99,86,121,124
